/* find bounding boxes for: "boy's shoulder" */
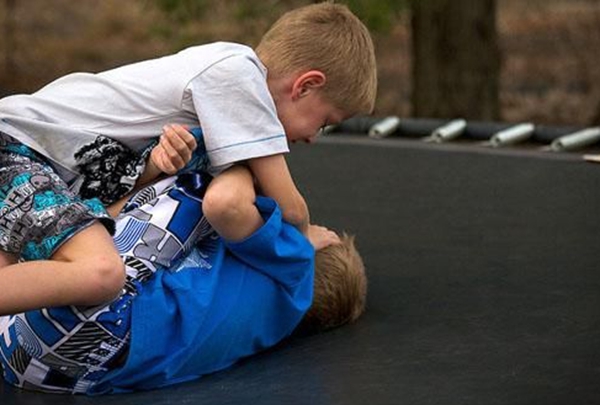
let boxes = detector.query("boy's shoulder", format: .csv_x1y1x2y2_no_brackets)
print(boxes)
174,41,265,78
179,41,256,61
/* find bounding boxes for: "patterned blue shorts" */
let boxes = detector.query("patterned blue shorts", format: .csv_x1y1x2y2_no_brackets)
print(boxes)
0,172,213,394
0,133,113,261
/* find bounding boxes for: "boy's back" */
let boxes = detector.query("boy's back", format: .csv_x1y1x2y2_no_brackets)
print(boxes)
98,196,314,393
0,42,287,176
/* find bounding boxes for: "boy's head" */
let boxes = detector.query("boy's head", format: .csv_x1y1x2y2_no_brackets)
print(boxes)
296,234,367,335
256,2,377,143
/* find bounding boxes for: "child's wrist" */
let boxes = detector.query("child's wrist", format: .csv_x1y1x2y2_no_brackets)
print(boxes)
138,158,163,186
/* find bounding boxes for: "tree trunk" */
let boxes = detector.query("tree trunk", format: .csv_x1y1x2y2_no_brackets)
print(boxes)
411,0,500,120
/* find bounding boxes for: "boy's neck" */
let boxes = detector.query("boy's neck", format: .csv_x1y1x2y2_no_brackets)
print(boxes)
266,73,296,106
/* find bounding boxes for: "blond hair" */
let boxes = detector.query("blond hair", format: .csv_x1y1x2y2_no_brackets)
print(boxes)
256,2,377,116
296,234,367,335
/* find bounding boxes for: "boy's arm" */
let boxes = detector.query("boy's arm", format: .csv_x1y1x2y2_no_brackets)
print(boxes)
247,154,309,235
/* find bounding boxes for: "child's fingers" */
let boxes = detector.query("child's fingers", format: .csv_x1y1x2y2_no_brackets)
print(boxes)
153,147,177,174
160,128,187,169
308,225,341,250
159,141,184,170
173,124,197,151
323,228,341,245
163,124,197,160
165,124,195,149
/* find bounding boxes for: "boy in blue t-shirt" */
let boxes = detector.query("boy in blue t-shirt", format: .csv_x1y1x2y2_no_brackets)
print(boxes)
0,163,366,394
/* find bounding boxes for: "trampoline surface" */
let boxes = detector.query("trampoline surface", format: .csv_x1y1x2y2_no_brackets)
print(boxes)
1,136,599,405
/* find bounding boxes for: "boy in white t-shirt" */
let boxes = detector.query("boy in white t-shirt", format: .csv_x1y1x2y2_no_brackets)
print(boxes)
0,3,377,316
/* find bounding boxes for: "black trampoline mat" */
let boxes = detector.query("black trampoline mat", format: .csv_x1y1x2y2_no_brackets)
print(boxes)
2,137,599,405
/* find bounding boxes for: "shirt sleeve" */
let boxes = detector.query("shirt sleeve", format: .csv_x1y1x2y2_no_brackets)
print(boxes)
225,196,315,290
189,54,289,174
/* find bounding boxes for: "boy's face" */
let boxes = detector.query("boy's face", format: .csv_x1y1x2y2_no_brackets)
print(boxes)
274,71,346,144
281,93,346,144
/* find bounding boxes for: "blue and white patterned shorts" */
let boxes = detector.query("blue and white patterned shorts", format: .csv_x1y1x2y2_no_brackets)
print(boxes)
0,172,213,394
0,133,113,261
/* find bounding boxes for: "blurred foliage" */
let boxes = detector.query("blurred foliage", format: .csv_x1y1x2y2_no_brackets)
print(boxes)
153,0,409,34
149,0,411,52
154,0,208,21
234,2,276,20
344,0,409,33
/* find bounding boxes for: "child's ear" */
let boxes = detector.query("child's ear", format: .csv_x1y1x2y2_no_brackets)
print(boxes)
292,70,326,100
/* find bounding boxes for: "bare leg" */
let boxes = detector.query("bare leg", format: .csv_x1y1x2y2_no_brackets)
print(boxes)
0,222,124,316
202,166,264,242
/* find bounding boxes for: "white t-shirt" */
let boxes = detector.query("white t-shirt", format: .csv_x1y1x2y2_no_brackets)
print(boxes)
0,42,288,180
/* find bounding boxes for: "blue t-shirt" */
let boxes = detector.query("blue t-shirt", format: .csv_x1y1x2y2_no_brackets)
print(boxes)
91,196,315,394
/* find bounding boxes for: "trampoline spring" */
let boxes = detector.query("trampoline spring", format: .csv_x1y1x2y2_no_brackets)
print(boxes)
423,119,467,143
487,123,535,147
368,116,401,138
549,127,600,152
583,154,600,163
319,124,338,137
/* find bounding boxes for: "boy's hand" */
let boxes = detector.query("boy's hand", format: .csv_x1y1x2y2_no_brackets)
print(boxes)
151,124,197,174
307,225,340,251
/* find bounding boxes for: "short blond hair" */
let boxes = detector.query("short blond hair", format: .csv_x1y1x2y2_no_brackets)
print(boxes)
256,2,377,116
296,234,367,334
